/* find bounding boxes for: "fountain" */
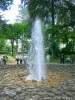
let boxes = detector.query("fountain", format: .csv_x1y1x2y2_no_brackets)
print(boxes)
26,18,46,81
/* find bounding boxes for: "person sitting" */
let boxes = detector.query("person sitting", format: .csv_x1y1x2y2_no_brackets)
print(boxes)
66,56,70,63
46,54,50,63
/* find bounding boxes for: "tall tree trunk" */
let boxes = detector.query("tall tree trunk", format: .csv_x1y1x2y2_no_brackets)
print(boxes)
21,34,25,54
52,0,54,26
51,0,55,58
11,39,14,56
16,39,18,53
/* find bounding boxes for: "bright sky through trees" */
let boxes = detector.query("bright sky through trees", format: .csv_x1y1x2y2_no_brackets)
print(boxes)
1,0,21,23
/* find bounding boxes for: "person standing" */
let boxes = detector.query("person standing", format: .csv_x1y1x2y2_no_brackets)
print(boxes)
46,54,50,63
60,54,64,64
3,55,8,65
16,55,20,65
23,55,27,66
19,55,23,64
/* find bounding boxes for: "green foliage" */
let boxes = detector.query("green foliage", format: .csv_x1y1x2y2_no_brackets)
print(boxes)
0,19,7,38
5,22,30,40
28,0,50,19
5,22,30,56
62,40,75,54
50,58,60,63
0,0,75,57
0,38,6,51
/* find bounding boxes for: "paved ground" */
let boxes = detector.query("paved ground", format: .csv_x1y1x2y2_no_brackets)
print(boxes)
0,64,75,100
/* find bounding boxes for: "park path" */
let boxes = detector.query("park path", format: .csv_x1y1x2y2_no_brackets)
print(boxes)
7,56,24,65
7,56,16,65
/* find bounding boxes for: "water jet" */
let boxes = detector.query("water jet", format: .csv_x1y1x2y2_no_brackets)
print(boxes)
26,18,46,81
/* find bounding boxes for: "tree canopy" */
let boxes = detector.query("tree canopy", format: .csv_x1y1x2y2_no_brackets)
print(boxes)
0,0,75,57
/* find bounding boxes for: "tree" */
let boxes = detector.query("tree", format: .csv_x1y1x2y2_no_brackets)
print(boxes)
21,0,75,57
0,0,13,39
0,38,6,52
0,16,7,38
16,4,31,54
5,24,16,56
21,0,62,57
14,22,30,54
5,22,30,56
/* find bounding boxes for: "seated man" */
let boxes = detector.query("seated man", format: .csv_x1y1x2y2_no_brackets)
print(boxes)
66,56,70,62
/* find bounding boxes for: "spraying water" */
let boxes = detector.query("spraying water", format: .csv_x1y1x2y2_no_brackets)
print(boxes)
26,18,46,81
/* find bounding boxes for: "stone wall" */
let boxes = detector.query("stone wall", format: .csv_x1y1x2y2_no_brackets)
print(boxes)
0,63,75,69
0,63,75,100
0,64,25,69
47,63,75,68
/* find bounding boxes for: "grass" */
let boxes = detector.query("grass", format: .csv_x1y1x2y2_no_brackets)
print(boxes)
50,57,72,64
50,58,60,63
6,54,16,58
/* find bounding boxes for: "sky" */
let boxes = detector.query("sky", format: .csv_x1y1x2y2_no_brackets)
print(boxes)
1,0,21,23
